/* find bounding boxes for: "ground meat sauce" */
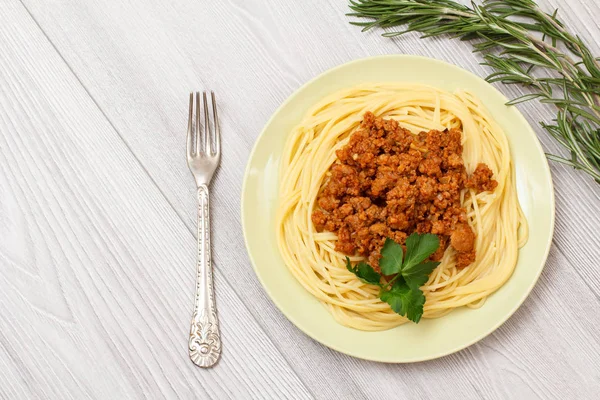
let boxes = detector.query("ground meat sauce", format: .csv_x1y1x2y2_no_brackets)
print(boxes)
311,112,498,271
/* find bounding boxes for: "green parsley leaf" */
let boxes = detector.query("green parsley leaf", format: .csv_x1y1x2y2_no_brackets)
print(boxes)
379,238,404,275
356,262,382,285
345,234,441,324
379,279,426,323
377,235,441,323
403,233,440,270
345,257,381,285
403,261,440,289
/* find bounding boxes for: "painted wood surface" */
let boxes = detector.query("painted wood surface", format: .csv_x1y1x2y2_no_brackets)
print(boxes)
1,0,599,398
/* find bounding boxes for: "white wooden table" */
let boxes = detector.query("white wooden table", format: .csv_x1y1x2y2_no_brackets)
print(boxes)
1,0,599,398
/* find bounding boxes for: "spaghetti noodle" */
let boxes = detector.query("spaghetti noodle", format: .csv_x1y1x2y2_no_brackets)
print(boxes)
276,83,528,331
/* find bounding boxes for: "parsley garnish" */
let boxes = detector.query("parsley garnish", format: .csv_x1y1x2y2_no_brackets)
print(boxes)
345,258,381,285
345,233,440,323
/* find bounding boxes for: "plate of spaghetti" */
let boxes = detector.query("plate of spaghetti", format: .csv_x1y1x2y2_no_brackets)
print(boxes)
242,55,554,362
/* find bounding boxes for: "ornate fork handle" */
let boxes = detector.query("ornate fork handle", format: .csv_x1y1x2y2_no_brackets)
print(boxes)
188,184,221,367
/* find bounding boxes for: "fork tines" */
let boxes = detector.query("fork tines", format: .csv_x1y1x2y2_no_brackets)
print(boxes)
187,91,221,158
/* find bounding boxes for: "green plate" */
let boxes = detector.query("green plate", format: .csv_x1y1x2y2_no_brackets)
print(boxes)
241,55,555,362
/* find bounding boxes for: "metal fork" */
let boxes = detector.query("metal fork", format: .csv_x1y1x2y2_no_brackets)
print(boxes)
186,91,221,368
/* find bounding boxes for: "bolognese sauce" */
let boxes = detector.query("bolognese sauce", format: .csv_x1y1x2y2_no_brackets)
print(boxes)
311,112,497,271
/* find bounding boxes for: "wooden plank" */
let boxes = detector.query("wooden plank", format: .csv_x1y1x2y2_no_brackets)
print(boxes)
0,2,312,399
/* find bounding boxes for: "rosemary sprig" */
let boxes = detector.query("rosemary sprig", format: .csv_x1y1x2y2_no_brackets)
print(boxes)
348,0,600,182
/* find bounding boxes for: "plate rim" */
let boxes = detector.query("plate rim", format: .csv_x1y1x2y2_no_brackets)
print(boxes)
241,54,556,363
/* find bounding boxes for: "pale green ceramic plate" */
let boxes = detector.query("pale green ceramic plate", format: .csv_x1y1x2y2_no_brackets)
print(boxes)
241,55,555,362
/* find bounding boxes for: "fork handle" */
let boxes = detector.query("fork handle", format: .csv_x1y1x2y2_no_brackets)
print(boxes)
188,184,221,367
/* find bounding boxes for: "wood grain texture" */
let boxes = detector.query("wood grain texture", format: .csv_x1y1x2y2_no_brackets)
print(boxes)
1,0,599,398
